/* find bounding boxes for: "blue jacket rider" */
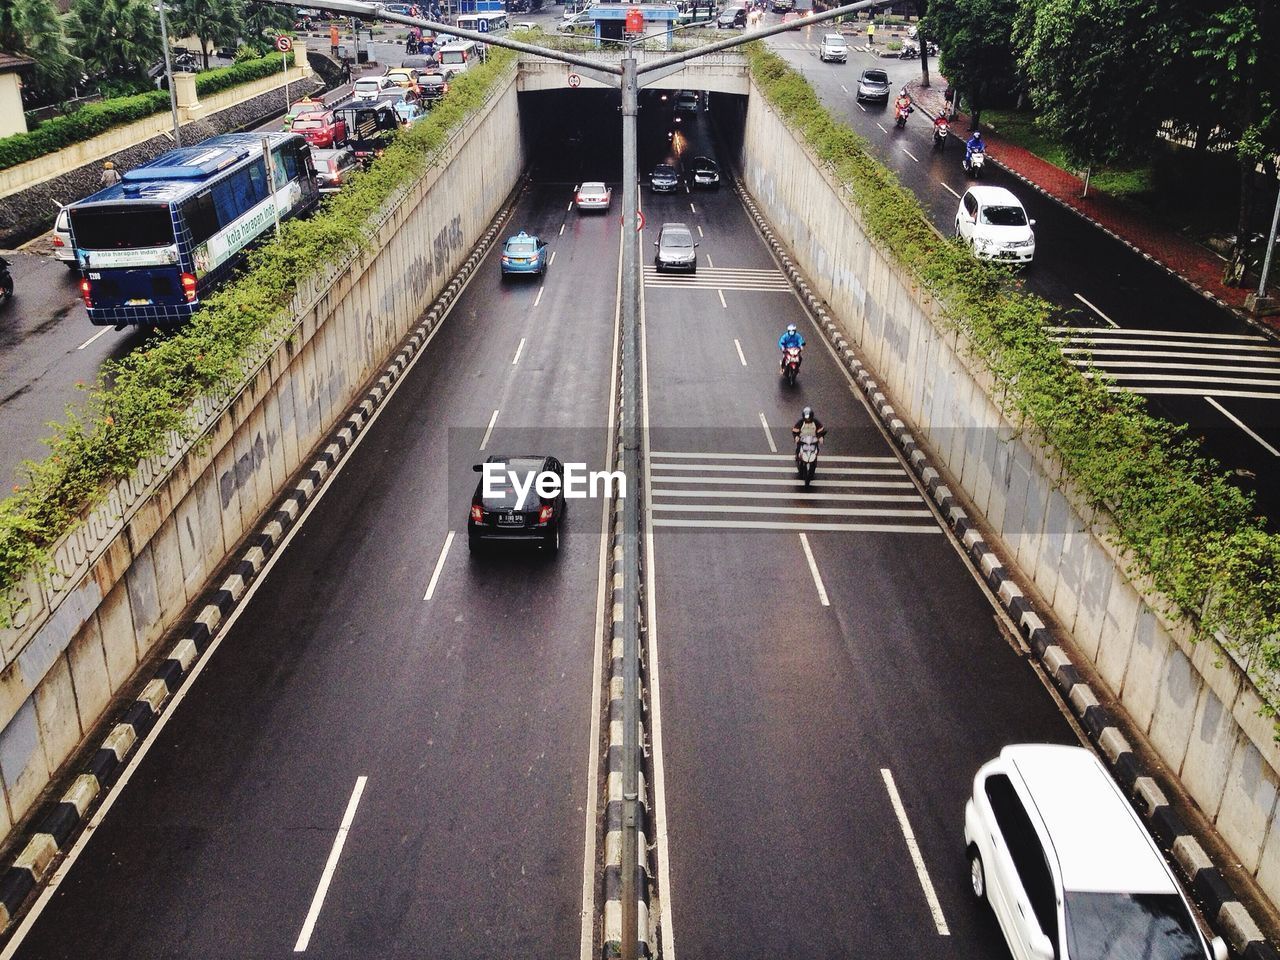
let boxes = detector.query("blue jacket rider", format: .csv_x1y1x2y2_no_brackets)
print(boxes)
965,131,984,160
779,323,805,370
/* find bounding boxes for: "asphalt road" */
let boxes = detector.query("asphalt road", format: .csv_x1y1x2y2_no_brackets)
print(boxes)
640,105,1081,960
765,26,1280,522
2,177,619,960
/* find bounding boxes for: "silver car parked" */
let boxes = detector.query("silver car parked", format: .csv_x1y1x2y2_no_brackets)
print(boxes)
654,222,698,273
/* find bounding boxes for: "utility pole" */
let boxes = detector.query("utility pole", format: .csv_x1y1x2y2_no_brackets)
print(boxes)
1255,177,1280,303
157,0,182,146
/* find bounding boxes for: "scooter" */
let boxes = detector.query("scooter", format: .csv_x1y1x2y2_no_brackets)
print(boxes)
963,147,986,178
899,39,919,60
0,256,13,304
795,435,820,487
894,102,911,129
932,119,949,151
781,346,802,386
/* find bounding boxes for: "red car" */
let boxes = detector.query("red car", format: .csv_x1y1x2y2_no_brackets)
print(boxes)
291,110,347,148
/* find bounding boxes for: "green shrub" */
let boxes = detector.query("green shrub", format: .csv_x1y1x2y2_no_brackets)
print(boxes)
0,53,301,173
744,44,1280,701
0,49,518,618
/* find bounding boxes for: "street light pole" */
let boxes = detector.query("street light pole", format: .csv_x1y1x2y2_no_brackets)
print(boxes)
1257,177,1280,301
157,0,182,146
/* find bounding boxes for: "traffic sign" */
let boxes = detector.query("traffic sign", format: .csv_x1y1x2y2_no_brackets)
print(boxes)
636,210,645,231
478,17,489,32
275,35,293,52
567,72,581,88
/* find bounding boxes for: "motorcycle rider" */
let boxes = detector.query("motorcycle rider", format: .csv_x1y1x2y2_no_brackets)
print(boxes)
778,323,805,372
964,130,985,165
893,88,913,122
933,112,949,137
792,406,826,446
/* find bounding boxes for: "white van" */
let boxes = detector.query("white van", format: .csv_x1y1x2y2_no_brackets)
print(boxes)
819,33,847,62
437,40,484,77
965,745,1227,960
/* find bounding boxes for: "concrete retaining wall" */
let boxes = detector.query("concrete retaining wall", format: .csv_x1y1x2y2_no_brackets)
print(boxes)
735,80,1280,907
0,66,523,849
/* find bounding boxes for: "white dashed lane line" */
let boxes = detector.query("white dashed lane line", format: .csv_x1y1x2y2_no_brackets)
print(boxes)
902,147,919,163
294,776,369,953
718,289,727,309
881,768,950,936
511,337,526,366
77,327,111,350
759,413,777,453
876,122,888,134
479,409,499,451
422,531,456,601
1205,396,1280,457
549,250,557,267
1072,292,1118,327
940,182,961,200
798,532,830,606
534,285,544,308
734,338,747,366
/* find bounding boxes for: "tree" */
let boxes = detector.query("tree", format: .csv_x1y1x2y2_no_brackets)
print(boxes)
923,0,1021,127
0,0,81,102
167,0,240,70
1180,0,1280,284
1011,0,1176,169
916,0,930,89
237,0,294,54
69,0,160,87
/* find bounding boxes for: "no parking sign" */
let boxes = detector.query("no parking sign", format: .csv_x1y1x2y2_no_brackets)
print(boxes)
275,35,293,52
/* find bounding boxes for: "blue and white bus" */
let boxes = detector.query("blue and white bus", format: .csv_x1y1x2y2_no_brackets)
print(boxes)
69,132,319,328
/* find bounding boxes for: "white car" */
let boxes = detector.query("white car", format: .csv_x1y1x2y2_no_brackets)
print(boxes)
819,33,847,62
51,207,77,270
955,185,1036,264
575,181,612,211
965,745,1228,960
352,76,396,101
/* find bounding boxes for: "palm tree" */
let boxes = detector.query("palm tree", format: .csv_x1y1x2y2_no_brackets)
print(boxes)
238,0,294,55
0,0,82,102
69,0,161,87
167,0,240,70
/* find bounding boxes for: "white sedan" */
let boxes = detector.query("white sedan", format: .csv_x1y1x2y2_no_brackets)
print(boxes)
954,185,1037,264
575,182,613,211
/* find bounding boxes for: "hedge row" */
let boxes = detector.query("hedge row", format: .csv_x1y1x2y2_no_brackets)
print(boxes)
0,53,296,173
744,44,1280,701
0,48,518,616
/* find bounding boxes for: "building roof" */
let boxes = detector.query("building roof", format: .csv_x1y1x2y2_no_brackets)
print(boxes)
0,52,36,74
1005,745,1177,895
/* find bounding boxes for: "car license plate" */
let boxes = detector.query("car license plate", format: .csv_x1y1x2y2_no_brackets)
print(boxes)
126,298,153,306
498,512,523,526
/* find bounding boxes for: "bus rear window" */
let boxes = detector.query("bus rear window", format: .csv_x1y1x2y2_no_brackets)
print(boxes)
71,205,175,250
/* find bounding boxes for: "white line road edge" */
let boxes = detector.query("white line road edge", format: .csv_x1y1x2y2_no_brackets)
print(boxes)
797,532,830,606
1072,292,1119,328
512,337,526,366
639,231,677,960
0,213,491,960
294,775,369,952
479,408,500,450
1205,396,1280,457
734,338,747,366
77,327,111,350
880,768,950,936
579,222,625,960
422,531,455,601
940,181,961,200
759,412,778,453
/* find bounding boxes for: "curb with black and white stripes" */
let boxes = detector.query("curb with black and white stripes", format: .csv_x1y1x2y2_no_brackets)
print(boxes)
601,386,655,957
0,192,521,935
735,182,1280,960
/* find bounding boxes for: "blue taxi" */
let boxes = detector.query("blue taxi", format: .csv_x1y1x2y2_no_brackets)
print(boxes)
500,230,549,277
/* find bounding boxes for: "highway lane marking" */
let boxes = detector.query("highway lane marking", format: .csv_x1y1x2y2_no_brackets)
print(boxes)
567,201,574,212
902,147,920,163
653,518,944,532
840,84,849,93
1102,385,1280,400
422,531,455,601
512,337,526,365
759,412,778,452
1058,347,1277,363
0,202,486,960
657,503,933,518
857,101,867,112
1205,396,1280,457
77,327,111,350
798,532,830,605
881,768,950,935
651,475,915,488
876,121,888,134
697,225,704,237
534,285,545,307
718,289,727,309
652,463,906,475
294,775,369,952
560,223,566,236
653,488,921,501
1082,370,1280,388
637,231,677,960
940,181,961,200
651,451,899,462
705,253,714,268
734,338,747,366
579,221,625,960
689,202,697,214
1072,292,1119,328
549,250,557,267
479,408,500,450
1068,358,1280,376
1048,326,1275,345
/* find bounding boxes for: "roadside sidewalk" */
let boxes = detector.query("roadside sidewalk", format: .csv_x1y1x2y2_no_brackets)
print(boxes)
904,78,1269,325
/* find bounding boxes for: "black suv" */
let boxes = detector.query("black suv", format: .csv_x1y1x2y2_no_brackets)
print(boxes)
468,455,566,553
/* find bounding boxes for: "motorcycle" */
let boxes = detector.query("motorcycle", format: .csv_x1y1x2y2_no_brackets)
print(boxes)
932,119,949,151
894,101,912,129
781,346,802,386
963,147,986,178
0,256,13,304
899,40,919,60
795,435,820,487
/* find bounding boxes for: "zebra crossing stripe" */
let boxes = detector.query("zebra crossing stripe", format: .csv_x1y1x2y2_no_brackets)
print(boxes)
653,519,943,533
